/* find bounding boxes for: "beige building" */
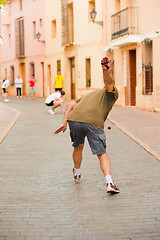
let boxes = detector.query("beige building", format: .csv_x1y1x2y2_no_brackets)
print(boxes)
103,0,160,111
1,0,105,100
45,0,104,100
1,0,160,111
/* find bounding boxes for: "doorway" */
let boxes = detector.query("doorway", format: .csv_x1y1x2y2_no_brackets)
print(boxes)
70,57,75,99
129,49,136,106
41,62,45,97
20,63,26,95
125,50,136,106
47,65,51,95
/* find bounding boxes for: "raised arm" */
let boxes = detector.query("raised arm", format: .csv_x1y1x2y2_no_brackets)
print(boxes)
101,57,114,92
54,101,76,134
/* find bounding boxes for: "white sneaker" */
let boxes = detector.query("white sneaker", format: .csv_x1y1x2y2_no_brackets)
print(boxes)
17,96,19,98
48,109,55,115
73,168,81,183
4,99,10,102
106,182,120,194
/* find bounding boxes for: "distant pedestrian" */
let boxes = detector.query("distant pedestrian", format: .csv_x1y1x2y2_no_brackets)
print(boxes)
54,70,64,92
29,74,37,99
1,77,7,95
2,77,10,102
54,57,120,194
45,90,65,114
15,75,23,98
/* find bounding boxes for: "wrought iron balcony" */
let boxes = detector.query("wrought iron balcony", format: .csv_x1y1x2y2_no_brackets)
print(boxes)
111,7,138,40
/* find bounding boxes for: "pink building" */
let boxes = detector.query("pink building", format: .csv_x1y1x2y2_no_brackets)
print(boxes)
1,0,45,97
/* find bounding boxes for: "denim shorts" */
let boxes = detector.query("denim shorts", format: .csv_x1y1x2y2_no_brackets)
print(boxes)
29,87,35,94
68,121,106,155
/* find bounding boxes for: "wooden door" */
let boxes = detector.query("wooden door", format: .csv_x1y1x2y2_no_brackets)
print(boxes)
129,50,136,106
20,63,26,95
47,65,51,95
70,57,75,99
41,62,45,97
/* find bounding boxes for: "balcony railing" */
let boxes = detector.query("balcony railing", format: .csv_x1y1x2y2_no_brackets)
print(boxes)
111,7,138,40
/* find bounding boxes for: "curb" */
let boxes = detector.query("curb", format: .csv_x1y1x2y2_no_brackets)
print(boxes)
0,103,22,144
109,117,160,162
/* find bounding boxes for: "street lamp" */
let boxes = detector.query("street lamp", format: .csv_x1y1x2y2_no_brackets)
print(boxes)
90,8,103,26
36,31,45,43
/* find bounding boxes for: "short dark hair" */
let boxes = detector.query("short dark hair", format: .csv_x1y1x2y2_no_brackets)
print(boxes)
32,74,35,77
61,90,65,95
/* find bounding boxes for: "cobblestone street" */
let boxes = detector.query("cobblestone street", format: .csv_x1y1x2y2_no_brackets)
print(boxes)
0,98,160,240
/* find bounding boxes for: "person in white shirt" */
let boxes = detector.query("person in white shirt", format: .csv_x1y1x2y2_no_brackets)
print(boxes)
45,90,65,114
15,75,23,98
2,77,10,102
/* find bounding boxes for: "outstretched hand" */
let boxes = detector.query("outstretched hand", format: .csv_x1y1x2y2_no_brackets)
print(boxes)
54,124,67,134
101,57,113,71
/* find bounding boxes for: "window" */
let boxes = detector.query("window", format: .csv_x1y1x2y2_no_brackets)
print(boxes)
88,0,95,21
57,60,61,72
33,21,36,39
15,17,25,58
61,1,74,45
142,39,153,94
9,33,11,47
86,58,91,88
19,0,22,11
10,66,15,85
39,19,42,27
51,20,56,38
30,63,35,76
5,68,7,78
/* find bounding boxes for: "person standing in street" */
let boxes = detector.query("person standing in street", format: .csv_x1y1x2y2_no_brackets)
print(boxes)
45,90,65,114
53,70,64,92
2,77,10,102
15,75,23,98
54,57,120,194
29,74,37,99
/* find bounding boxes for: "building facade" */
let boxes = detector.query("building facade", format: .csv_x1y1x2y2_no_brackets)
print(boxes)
103,0,160,111
1,0,160,111
45,0,104,100
1,0,105,100
1,0,45,97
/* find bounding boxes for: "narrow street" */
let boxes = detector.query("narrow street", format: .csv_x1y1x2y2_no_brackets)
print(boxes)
0,98,160,240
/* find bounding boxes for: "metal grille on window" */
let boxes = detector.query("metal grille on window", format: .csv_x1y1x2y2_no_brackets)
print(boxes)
142,38,153,95
15,17,25,58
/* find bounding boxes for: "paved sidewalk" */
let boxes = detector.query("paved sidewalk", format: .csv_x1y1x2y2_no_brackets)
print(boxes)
109,106,160,161
0,102,21,144
0,97,160,240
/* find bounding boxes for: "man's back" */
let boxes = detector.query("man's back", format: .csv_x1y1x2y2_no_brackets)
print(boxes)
68,87,118,130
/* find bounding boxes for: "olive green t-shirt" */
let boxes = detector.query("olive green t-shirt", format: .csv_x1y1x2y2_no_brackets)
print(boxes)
67,87,119,130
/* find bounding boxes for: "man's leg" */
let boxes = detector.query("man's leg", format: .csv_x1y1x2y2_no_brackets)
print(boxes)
51,101,60,110
19,88,22,97
73,144,84,169
72,143,84,183
97,153,111,176
4,91,8,100
98,153,119,193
